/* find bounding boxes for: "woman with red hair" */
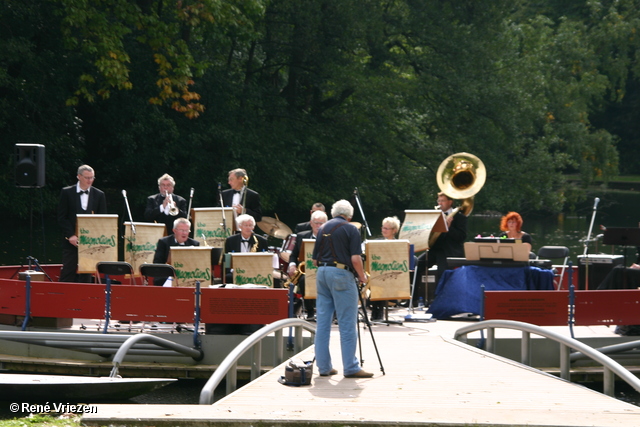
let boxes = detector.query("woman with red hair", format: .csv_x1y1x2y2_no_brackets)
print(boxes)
499,212,532,251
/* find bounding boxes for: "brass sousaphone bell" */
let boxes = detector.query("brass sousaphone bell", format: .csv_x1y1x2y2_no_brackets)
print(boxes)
436,152,486,217
429,153,485,247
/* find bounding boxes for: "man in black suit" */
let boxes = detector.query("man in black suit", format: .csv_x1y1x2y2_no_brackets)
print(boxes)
219,168,262,224
224,214,268,255
152,218,199,286
144,173,188,235
293,202,325,233
57,164,108,283
287,210,327,319
425,192,467,287
210,214,269,335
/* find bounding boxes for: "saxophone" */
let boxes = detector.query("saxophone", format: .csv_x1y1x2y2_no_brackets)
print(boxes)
251,238,259,253
284,264,305,292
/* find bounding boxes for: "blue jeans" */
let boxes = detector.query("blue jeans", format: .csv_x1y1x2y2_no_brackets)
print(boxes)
314,266,361,376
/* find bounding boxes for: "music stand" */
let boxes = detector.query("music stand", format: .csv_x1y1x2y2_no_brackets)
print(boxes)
603,227,640,266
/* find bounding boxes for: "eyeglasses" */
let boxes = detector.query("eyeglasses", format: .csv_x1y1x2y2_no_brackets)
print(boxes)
312,221,326,225
80,175,95,181
175,228,190,233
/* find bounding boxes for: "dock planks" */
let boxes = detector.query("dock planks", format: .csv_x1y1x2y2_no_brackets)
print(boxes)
84,320,640,426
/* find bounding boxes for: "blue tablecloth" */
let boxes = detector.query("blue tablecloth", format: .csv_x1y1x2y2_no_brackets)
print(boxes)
426,265,554,319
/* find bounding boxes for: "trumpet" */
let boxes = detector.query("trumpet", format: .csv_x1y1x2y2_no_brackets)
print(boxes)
165,191,179,216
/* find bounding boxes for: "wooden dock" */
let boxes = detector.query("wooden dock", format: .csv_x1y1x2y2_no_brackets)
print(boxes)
83,319,640,426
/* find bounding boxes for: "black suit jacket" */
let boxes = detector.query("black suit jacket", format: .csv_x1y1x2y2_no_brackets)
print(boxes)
289,230,314,266
224,233,268,254
430,211,467,258
427,211,467,279
153,235,200,264
57,185,108,238
219,188,262,222
144,193,188,234
294,221,312,234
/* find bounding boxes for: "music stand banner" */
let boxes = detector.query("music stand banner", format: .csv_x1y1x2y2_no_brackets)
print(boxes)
124,222,166,273
77,214,118,274
192,207,233,247
302,239,318,299
231,253,275,287
170,246,213,287
365,240,411,300
398,210,446,253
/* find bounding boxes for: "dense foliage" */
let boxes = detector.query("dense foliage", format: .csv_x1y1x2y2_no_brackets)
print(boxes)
2,0,639,225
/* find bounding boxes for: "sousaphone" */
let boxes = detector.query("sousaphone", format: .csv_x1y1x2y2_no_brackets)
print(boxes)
436,152,485,216
429,152,485,246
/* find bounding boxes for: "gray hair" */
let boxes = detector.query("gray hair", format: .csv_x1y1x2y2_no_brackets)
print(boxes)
331,199,354,219
311,210,328,222
236,214,255,228
173,217,191,229
77,165,94,176
382,216,401,232
157,173,176,187
229,168,247,178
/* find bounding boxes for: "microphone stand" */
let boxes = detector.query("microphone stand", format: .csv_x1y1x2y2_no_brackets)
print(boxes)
353,187,372,238
582,197,600,289
187,187,194,220
218,182,228,236
122,190,137,268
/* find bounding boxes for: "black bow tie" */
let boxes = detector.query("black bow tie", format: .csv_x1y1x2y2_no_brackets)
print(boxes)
242,238,250,243
79,190,88,195
233,190,241,194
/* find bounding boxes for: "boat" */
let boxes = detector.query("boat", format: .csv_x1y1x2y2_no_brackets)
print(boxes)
0,264,301,381
0,373,176,401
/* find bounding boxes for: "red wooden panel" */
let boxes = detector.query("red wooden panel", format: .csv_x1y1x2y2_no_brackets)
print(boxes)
0,280,26,315
574,290,640,326
200,288,289,324
30,282,105,319
483,291,569,326
110,286,196,323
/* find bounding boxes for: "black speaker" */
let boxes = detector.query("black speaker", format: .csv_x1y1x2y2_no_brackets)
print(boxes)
578,255,624,289
15,143,45,188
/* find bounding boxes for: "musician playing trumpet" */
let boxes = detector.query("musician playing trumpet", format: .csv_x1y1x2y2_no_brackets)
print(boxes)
145,173,188,235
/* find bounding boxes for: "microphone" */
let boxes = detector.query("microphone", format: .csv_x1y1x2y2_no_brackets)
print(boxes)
122,189,127,198
190,187,194,197
593,197,600,210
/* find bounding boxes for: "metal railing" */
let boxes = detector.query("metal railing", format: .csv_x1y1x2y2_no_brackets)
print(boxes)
0,330,201,359
199,318,316,404
109,334,204,377
454,319,640,397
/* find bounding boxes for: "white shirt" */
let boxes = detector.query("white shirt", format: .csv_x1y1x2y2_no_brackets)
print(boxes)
76,182,89,211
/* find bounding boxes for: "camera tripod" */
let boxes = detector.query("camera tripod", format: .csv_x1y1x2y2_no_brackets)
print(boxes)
356,280,385,375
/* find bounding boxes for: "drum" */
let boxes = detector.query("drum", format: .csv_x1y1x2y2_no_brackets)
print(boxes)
279,234,297,264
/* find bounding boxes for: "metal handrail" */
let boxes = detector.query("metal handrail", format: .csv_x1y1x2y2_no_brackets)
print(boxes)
110,334,204,377
199,318,316,404
454,319,640,397
0,330,200,359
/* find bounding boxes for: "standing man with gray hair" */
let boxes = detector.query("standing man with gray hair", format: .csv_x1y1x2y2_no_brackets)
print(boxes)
219,168,262,225
144,173,188,235
312,199,373,378
57,164,107,283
